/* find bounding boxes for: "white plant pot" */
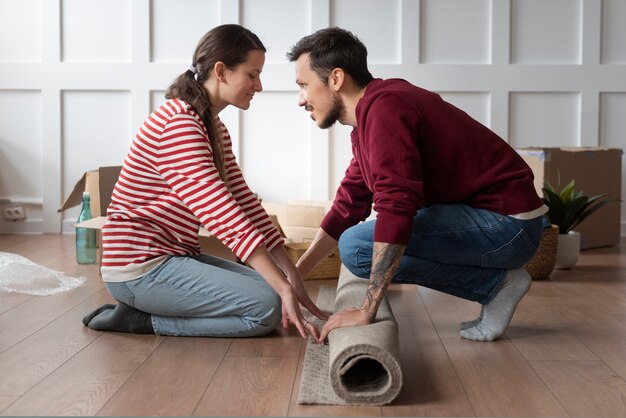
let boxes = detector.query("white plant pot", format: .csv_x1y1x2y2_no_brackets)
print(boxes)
555,231,581,270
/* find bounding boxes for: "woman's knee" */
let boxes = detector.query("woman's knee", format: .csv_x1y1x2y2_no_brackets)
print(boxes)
254,289,282,332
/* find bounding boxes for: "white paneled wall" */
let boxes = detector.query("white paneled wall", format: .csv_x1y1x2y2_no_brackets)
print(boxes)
511,0,582,64
0,0,624,236
420,0,491,64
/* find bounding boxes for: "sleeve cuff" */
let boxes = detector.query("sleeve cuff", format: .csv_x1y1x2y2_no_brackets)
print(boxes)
231,228,266,262
264,229,285,251
373,211,413,245
320,208,354,241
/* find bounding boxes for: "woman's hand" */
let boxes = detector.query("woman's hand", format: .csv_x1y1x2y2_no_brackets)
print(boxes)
278,286,322,343
286,270,329,321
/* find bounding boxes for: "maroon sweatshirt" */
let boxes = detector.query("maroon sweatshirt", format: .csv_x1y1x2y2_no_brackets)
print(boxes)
320,78,543,246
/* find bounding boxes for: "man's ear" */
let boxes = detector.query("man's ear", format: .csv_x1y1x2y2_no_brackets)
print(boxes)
213,61,227,82
329,68,345,92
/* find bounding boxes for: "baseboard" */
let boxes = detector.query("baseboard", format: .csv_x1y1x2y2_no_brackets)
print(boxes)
0,219,43,235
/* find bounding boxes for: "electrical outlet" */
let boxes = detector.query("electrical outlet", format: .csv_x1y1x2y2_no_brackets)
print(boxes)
3,206,26,221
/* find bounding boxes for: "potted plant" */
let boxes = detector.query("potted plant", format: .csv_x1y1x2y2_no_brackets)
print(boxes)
542,179,616,269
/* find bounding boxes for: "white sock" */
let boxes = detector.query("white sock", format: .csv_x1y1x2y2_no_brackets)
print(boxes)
460,305,483,330
460,268,531,342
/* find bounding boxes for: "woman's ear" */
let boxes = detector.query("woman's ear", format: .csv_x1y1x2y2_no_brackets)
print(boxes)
213,61,227,83
329,68,344,92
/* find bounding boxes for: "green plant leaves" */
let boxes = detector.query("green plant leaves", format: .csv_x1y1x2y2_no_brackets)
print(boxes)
541,178,618,234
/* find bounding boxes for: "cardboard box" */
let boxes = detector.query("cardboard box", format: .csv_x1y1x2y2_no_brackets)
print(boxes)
262,201,331,242
262,201,342,279
58,166,122,217
517,147,622,249
262,201,325,229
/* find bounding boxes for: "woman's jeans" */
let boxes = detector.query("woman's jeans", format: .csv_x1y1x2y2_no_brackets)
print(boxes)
105,254,281,337
338,204,543,305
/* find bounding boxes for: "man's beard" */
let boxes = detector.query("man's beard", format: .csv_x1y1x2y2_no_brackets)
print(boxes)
318,92,345,129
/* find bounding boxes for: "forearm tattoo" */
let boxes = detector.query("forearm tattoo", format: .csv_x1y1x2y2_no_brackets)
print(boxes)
363,242,405,321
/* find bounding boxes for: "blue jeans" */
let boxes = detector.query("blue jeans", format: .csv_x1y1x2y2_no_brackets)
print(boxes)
338,204,543,304
105,254,281,337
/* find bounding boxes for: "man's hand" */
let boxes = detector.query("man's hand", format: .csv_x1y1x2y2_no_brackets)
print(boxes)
319,307,370,342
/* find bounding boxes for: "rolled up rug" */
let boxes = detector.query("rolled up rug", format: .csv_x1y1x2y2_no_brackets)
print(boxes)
298,265,402,405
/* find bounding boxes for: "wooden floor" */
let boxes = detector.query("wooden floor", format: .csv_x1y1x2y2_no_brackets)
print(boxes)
0,234,625,417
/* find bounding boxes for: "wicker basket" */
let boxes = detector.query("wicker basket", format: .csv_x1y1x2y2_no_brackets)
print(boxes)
524,225,559,279
285,242,341,280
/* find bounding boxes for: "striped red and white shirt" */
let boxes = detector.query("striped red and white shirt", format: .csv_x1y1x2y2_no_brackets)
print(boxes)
101,98,283,282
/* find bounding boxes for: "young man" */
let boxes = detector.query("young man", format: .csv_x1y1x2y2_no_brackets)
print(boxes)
287,27,546,342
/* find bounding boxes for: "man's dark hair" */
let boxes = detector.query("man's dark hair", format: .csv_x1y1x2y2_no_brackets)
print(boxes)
286,27,373,88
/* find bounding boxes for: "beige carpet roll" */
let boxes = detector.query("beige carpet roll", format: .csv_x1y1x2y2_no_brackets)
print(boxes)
298,266,402,405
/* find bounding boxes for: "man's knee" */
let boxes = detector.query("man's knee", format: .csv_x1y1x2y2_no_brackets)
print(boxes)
338,228,371,277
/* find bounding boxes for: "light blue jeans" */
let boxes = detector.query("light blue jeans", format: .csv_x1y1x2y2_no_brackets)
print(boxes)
105,254,281,337
338,204,544,304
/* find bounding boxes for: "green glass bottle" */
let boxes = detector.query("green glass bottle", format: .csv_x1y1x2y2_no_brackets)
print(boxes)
76,192,97,264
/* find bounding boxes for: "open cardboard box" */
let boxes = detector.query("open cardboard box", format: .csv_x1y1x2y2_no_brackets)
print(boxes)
58,166,122,217
517,147,622,249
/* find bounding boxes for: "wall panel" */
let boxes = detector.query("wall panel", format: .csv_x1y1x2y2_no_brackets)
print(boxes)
600,92,626,223
438,92,491,127
242,0,309,63
511,0,582,64
150,0,220,63
509,92,581,147
329,123,353,198
241,92,310,202
420,0,491,64
331,0,400,63
62,0,131,62
61,91,131,219
0,90,42,201
0,0,624,235
601,0,626,64
0,0,42,62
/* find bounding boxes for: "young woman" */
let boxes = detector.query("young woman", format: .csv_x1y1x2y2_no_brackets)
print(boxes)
82,24,326,341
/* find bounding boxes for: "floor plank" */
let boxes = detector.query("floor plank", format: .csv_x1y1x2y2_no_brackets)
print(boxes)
0,292,32,315
193,356,299,416
227,324,303,358
0,289,113,399
530,360,626,417
1,333,163,416
506,296,599,361
0,396,18,413
419,286,481,339
97,336,232,416
0,276,103,353
566,323,626,382
442,338,569,417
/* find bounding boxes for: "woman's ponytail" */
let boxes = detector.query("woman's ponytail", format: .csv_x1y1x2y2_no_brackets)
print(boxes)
165,24,266,182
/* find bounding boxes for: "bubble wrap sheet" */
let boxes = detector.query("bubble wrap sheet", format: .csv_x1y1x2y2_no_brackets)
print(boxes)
298,265,402,405
0,252,86,296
